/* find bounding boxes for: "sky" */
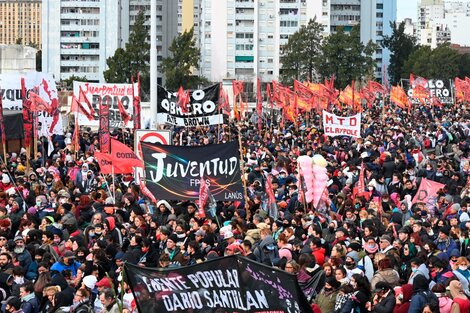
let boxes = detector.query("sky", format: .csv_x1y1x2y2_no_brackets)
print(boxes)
397,0,418,22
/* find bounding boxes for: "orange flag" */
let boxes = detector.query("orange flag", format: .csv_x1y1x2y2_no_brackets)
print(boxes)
390,85,411,109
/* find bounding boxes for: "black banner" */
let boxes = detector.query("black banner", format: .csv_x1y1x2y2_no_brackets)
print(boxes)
125,255,313,313
156,84,225,126
405,79,454,106
141,141,243,201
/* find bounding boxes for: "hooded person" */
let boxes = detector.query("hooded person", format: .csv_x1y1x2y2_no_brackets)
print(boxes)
393,284,414,313
50,272,74,308
408,275,438,313
104,216,123,245
50,250,81,277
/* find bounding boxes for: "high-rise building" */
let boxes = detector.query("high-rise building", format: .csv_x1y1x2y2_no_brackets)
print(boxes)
42,0,180,83
196,0,322,90
0,0,42,48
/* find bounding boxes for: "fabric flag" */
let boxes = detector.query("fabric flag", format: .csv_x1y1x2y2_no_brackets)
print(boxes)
29,92,51,113
368,81,386,94
131,74,141,130
70,95,94,121
265,176,278,220
176,86,190,113
232,80,244,96
99,97,110,153
218,84,230,115
21,77,33,147
198,177,217,218
256,78,263,132
110,139,143,169
78,86,95,117
412,178,445,205
339,85,360,109
0,91,5,145
412,85,431,104
41,79,60,134
72,122,80,152
360,87,376,109
266,83,274,110
410,73,428,88
117,97,131,126
94,151,118,174
455,77,470,103
390,85,410,109
138,175,158,204
294,80,314,110
358,162,365,195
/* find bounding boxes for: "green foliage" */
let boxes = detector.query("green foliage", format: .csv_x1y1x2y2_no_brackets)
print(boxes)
61,75,87,89
161,27,207,90
280,18,323,85
382,21,417,84
319,26,377,89
104,11,150,94
402,44,466,80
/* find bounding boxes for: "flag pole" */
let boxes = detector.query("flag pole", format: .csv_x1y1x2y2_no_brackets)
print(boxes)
111,164,116,204
236,124,249,206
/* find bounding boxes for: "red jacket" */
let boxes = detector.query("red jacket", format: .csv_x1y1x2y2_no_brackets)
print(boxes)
312,247,325,266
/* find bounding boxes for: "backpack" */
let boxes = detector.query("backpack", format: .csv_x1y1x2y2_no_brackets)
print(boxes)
418,290,439,310
254,243,280,266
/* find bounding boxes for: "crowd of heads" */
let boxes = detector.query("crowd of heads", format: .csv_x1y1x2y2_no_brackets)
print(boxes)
0,103,467,313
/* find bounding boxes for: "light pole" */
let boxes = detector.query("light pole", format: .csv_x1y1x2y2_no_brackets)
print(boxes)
150,0,158,128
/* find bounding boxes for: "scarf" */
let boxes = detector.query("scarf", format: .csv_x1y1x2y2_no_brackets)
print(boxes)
21,293,35,302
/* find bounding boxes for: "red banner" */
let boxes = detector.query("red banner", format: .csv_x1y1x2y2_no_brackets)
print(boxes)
412,178,446,205
132,74,141,130
198,177,209,218
99,98,110,153
256,78,263,132
21,77,33,147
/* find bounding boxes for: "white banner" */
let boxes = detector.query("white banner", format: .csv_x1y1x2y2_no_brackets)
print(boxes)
156,113,225,127
73,81,138,128
322,110,361,138
0,72,63,135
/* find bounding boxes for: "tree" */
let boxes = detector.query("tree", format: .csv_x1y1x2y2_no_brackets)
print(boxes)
61,75,87,89
104,11,150,94
280,18,323,85
402,44,462,80
319,26,376,89
161,27,207,90
382,21,417,84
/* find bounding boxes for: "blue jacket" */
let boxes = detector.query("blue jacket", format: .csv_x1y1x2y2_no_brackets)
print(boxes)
50,260,81,277
434,238,458,259
408,291,437,313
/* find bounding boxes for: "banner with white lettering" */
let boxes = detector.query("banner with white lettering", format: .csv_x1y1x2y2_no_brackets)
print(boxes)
405,79,453,106
142,141,243,201
0,73,63,135
156,84,225,127
125,255,313,313
73,81,138,128
322,110,361,138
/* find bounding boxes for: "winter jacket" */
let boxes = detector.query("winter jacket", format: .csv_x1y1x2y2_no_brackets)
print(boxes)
371,269,400,290
371,291,396,313
315,289,338,313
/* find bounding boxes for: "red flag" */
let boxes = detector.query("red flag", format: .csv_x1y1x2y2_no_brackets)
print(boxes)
368,81,386,94
256,78,263,132
360,87,376,109
29,92,52,113
139,176,158,204
218,84,230,115
390,85,411,109
358,162,365,195
41,79,60,134
72,121,80,152
412,84,431,104
131,74,142,130
410,73,428,88
412,178,445,205
198,177,209,218
70,95,94,121
94,151,116,174
294,80,314,110
177,86,190,113
232,80,244,96
266,83,273,110
79,86,95,116
110,139,143,170
117,97,131,126
0,90,5,145
21,77,33,147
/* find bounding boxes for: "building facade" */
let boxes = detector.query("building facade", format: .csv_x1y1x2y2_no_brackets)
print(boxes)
0,0,41,48
42,0,180,83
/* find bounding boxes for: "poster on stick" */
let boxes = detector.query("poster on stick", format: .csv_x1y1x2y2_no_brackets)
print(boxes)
322,110,361,138
141,141,243,201
125,255,313,313
73,81,138,128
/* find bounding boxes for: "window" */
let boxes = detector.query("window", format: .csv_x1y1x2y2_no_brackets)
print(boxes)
376,3,383,10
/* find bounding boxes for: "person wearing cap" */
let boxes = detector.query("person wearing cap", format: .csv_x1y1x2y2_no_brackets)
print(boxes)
163,233,186,266
314,277,341,313
50,250,81,277
93,278,112,313
434,224,458,259
369,281,395,312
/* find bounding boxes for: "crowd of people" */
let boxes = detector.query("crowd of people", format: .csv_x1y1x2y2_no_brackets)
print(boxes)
0,102,468,313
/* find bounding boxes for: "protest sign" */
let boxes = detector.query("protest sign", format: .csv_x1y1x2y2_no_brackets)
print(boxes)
156,84,225,127
125,255,313,313
322,110,361,138
412,178,446,206
141,141,243,201
0,73,63,135
73,81,138,128
405,79,453,106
